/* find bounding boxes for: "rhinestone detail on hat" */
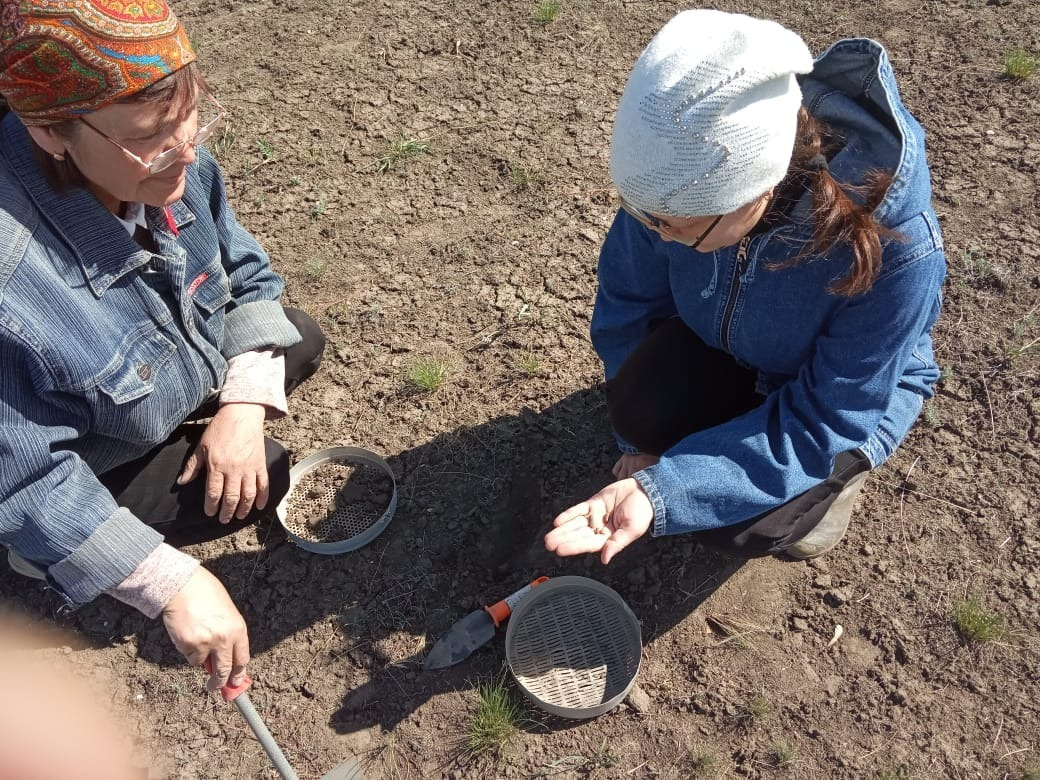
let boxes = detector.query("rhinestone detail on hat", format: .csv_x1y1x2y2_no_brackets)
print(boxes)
671,67,745,126
624,66,748,213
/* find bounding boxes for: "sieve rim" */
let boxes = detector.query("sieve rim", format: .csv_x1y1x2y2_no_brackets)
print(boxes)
275,446,397,555
504,575,642,719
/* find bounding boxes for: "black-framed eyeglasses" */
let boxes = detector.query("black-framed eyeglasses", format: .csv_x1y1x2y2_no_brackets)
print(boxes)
620,198,724,250
78,91,228,175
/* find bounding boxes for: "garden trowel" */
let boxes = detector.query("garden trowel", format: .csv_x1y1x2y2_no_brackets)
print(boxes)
424,576,549,670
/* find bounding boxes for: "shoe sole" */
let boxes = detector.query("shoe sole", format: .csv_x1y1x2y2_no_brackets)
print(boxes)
6,549,46,580
786,472,869,560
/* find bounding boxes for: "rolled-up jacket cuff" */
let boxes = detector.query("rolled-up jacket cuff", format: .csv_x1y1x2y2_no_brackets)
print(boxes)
222,300,301,358
613,431,640,455
49,508,163,605
633,469,668,538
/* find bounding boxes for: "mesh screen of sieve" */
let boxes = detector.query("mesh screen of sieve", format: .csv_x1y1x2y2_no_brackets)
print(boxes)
282,460,393,544
509,588,641,711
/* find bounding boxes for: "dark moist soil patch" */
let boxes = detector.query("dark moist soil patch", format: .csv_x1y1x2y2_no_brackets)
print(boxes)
284,461,393,543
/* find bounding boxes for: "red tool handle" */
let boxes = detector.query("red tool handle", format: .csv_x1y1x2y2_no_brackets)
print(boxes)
484,576,549,627
203,656,252,703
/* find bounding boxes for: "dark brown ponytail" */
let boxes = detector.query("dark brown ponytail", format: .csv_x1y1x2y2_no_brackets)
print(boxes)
777,107,897,296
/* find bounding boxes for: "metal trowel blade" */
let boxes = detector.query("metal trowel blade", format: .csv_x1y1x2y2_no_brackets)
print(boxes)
423,609,496,670
320,756,364,780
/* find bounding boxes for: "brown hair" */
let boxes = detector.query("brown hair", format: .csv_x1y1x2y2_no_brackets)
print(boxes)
33,63,201,192
775,107,897,296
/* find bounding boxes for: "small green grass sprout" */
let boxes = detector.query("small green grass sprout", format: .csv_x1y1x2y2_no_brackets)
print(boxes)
952,595,1006,644
464,678,522,761
304,258,328,281
1004,48,1037,80
516,351,541,376
685,746,721,777
257,139,276,161
588,739,618,768
494,158,543,191
772,740,797,769
534,0,561,25
735,690,770,726
376,134,431,173
406,356,451,392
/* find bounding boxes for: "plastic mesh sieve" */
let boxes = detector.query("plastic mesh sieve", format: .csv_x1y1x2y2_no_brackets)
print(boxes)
505,576,642,718
275,446,397,555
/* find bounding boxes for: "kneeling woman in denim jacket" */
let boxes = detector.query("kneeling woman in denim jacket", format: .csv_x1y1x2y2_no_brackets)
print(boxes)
546,11,945,564
0,2,324,691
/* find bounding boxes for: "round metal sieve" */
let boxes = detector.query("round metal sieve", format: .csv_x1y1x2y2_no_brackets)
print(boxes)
275,446,397,555
505,576,642,719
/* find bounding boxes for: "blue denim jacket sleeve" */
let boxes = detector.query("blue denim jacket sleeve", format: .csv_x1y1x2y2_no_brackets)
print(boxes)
0,337,163,604
632,232,945,536
190,148,300,358
591,213,677,455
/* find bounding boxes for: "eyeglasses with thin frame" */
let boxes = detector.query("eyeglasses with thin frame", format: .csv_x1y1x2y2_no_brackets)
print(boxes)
77,91,228,175
620,198,724,250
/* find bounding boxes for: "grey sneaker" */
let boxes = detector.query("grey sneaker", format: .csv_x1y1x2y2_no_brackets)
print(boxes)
6,549,46,580
786,471,869,559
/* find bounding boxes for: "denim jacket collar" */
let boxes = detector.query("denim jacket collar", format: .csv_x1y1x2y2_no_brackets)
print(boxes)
0,115,195,297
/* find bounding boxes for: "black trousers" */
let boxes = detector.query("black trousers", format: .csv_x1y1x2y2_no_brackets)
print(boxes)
98,308,326,547
606,318,869,558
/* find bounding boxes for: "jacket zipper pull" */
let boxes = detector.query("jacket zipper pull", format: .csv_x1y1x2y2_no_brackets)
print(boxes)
736,235,750,267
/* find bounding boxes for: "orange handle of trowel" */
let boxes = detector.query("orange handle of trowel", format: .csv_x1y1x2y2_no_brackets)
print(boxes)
203,656,252,703
484,576,549,627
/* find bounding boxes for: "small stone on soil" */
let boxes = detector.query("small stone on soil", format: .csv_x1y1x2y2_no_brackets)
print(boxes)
813,573,833,588
825,588,851,606
626,683,651,713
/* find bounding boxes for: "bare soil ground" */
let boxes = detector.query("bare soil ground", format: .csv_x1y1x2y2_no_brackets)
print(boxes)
2,0,1039,778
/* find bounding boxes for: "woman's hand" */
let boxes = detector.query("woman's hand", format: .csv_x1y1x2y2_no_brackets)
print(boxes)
612,452,660,480
544,478,654,564
161,567,249,691
177,403,268,523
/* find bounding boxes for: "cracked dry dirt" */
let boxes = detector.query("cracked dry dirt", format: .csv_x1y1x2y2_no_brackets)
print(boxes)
2,0,1038,778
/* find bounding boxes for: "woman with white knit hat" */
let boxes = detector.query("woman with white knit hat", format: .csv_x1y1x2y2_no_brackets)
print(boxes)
545,10,946,563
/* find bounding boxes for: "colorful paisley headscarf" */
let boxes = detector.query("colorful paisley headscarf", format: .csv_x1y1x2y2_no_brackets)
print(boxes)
0,0,196,125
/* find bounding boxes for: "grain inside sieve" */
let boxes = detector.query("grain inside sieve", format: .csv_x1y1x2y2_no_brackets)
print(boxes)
505,576,642,719
275,446,397,555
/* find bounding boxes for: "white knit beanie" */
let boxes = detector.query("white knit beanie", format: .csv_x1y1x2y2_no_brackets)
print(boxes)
610,10,814,217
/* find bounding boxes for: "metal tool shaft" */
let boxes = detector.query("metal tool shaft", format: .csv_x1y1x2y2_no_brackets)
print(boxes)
233,692,299,780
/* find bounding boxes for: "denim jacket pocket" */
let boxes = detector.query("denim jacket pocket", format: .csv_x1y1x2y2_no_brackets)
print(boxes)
185,259,232,315
95,329,177,404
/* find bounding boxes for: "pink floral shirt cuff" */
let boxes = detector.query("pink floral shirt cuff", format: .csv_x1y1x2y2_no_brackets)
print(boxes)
219,348,288,419
105,544,200,619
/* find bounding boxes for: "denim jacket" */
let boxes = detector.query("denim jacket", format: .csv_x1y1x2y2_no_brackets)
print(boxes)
592,39,947,537
0,114,300,605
